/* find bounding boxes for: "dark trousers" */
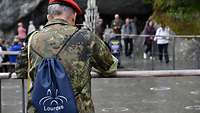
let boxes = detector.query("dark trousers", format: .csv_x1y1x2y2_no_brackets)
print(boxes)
124,38,133,56
145,43,153,56
158,44,169,63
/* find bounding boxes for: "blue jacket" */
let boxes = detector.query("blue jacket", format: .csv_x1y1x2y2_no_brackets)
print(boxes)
9,43,22,63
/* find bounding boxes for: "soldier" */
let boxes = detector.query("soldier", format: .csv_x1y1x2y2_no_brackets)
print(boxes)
16,0,118,113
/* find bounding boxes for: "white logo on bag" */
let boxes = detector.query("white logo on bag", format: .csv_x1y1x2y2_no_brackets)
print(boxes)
39,89,68,111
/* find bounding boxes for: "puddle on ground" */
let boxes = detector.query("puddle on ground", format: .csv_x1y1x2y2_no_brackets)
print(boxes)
190,90,200,95
187,81,195,84
150,87,171,91
102,107,129,112
184,105,200,110
175,82,180,85
142,99,167,104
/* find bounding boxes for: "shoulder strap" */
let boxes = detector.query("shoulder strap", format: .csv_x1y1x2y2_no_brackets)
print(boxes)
28,31,38,59
29,29,80,58
56,29,80,57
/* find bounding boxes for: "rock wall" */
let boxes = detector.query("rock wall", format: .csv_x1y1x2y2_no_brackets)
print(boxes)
0,0,44,39
0,0,152,39
97,0,152,16
0,0,43,30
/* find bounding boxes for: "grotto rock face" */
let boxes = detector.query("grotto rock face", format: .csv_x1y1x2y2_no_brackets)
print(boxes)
0,0,43,30
0,0,151,38
76,0,152,15
96,0,152,16
0,0,151,29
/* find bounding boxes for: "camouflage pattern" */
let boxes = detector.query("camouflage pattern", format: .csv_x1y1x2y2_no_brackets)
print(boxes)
16,46,28,79
16,19,117,113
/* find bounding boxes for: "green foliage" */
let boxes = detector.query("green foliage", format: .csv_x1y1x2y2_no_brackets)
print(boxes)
147,0,200,35
143,0,154,4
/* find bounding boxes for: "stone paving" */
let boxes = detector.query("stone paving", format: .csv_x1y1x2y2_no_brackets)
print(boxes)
1,54,200,113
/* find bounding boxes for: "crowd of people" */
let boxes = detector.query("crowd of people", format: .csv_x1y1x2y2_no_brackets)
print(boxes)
0,0,173,113
0,13,171,71
0,21,37,72
101,14,171,68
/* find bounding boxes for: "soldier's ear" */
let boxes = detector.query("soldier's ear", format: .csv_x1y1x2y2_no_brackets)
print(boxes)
47,15,53,20
74,12,77,17
74,12,77,20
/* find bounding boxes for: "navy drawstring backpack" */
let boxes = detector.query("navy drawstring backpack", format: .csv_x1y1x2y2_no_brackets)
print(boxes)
31,29,79,113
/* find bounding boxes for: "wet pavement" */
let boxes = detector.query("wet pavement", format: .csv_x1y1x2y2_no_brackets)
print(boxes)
92,77,200,113
1,56,200,113
2,76,200,113
1,80,24,113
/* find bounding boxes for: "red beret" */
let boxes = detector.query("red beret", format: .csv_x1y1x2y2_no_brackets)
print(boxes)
49,0,82,15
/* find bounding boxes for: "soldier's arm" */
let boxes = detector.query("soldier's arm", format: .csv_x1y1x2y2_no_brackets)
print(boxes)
90,33,118,76
15,43,28,78
15,31,35,78
16,32,38,80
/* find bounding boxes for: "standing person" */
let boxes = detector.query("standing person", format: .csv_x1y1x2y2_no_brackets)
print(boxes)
111,14,123,35
121,18,136,58
111,14,123,52
8,38,22,63
154,22,170,64
8,38,22,72
95,18,104,40
17,22,27,42
0,40,3,72
143,20,156,59
28,20,36,34
108,32,122,68
16,0,118,113
0,39,9,72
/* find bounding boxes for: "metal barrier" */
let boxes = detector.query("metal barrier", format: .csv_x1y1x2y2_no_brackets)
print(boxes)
0,51,20,55
0,73,25,113
0,51,21,113
104,34,200,70
0,37,200,112
92,70,200,78
0,70,200,113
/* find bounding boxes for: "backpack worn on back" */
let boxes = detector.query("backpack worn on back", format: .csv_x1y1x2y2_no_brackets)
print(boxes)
31,29,79,113
109,37,121,54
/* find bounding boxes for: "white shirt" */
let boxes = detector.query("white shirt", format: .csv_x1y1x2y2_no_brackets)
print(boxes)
28,24,36,34
154,27,170,44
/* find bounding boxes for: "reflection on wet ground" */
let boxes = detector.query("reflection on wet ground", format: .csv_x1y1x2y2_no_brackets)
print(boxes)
92,77,200,113
1,77,200,113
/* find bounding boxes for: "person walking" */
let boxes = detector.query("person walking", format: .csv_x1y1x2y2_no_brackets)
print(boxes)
154,22,170,64
16,0,118,113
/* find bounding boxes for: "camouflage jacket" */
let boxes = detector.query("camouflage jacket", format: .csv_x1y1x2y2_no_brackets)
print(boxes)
16,19,117,113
